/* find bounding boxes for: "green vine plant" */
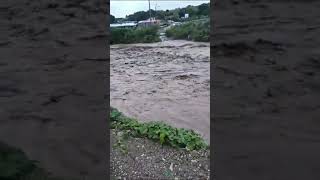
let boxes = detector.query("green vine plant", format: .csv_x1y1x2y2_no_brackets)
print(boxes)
110,107,209,151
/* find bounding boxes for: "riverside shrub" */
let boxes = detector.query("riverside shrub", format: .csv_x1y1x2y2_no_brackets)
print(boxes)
111,26,161,44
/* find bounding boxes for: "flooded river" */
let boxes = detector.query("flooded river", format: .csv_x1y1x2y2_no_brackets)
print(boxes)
110,40,210,143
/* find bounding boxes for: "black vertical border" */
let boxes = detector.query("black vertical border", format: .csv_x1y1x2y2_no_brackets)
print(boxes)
211,1,320,180
106,0,111,179
0,0,109,179
210,0,215,180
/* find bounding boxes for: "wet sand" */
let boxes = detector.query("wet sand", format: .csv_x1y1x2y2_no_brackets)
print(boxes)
111,40,210,143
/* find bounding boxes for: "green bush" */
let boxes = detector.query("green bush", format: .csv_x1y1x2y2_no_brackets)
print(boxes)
165,20,209,42
111,26,161,44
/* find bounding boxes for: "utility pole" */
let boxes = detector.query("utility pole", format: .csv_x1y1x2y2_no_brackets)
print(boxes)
148,0,151,21
155,3,158,19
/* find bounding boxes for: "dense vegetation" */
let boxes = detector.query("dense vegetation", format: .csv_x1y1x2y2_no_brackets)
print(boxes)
112,3,209,22
111,108,208,151
165,19,210,42
110,26,160,44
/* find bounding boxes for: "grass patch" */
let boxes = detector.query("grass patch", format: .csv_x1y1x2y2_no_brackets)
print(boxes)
165,19,209,42
113,131,129,155
111,26,161,44
110,107,208,151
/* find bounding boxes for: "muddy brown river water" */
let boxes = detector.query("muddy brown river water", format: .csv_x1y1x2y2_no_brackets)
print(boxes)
111,40,210,143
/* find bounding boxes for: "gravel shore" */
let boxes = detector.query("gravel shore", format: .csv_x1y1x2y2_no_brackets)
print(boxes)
110,129,210,179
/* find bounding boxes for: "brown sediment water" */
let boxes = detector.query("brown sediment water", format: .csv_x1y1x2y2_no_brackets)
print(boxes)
111,40,210,143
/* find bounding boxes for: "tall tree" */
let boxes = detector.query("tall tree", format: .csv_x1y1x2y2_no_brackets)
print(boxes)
197,3,209,16
110,14,116,24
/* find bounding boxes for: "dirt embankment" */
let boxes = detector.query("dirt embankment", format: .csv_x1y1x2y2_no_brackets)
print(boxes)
111,40,210,143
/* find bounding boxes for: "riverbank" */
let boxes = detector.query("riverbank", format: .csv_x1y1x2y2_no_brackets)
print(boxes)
110,108,210,179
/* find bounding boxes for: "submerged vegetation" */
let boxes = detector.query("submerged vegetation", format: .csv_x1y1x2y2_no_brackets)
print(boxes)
110,108,208,151
110,26,161,44
166,19,210,42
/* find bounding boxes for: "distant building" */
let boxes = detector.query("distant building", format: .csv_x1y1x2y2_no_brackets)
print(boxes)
181,13,189,19
137,18,161,28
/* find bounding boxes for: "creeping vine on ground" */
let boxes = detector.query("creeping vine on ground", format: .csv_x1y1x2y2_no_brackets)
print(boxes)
110,107,208,151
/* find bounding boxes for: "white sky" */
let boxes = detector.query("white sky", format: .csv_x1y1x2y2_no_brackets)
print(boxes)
111,0,210,18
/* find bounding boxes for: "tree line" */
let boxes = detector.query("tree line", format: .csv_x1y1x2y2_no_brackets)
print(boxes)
110,3,209,23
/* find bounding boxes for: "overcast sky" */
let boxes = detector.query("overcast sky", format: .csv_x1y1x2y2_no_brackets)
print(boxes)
111,0,209,18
